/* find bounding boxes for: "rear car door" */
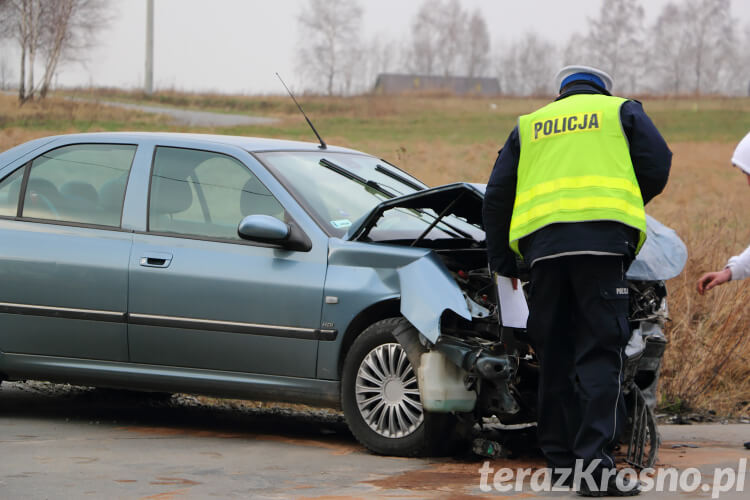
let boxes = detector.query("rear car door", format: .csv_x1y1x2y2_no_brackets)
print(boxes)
0,142,136,361
126,145,328,378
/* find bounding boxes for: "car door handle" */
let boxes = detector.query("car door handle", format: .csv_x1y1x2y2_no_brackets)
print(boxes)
140,252,173,268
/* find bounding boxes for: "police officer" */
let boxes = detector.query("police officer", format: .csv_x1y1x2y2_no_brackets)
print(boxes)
483,65,671,496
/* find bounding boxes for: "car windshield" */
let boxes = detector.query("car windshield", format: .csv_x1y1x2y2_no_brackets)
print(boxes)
256,151,483,242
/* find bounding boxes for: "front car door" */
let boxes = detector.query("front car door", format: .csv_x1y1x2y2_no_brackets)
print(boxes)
126,144,328,378
0,142,136,361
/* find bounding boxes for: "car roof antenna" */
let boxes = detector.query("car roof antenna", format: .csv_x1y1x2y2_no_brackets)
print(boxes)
276,73,327,150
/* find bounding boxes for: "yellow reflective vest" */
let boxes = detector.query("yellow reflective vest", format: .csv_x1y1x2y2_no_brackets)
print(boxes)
509,94,647,257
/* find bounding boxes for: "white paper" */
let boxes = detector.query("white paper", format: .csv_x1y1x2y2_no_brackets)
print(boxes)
495,274,529,328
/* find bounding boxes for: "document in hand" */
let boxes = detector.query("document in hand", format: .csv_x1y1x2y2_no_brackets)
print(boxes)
495,274,529,328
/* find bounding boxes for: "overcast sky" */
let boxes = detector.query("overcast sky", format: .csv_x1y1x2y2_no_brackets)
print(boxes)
38,0,750,94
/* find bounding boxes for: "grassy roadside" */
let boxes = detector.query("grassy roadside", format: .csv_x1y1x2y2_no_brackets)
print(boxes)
2,90,749,416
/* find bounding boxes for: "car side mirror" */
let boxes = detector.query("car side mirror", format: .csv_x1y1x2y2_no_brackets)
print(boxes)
237,215,312,252
238,215,290,242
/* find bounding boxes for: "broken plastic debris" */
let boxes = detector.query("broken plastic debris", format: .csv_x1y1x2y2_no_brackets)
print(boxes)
472,438,508,459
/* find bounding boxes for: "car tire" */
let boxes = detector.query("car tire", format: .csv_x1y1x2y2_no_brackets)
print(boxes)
341,317,462,456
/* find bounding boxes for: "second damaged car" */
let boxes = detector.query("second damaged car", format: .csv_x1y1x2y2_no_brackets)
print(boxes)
0,133,686,460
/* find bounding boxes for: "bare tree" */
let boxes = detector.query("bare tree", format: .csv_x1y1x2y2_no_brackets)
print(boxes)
647,3,691,94
0,0,11,37
683,0,735,94
465,9,490,78
433,0,467,77
3,0,109,102
408,0,442,75
0,51,14,90
7,0,41,102
408,0,489,78
295,0,363,96
360,35,403,93
496,32,559,96
581,0,646,93
38,0,109,98
645,0,737,95
0,1,15,90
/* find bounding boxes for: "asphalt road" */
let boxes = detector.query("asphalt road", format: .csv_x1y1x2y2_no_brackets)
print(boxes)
1,381,748,499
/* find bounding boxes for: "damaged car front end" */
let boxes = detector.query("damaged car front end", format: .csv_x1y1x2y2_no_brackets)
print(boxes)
259,151,687,459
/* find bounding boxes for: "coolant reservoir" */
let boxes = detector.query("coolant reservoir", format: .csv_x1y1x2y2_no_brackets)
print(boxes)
417,351,477,412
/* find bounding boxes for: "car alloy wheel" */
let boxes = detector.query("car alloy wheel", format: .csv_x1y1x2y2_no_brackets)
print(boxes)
355,342,424,438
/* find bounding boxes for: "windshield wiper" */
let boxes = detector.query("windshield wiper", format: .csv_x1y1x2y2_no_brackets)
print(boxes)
320,158,397,197
375,164,425,192
320,158,473,240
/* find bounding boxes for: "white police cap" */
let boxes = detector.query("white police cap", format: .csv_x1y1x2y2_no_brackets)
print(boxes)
732,131,750,175
556,65,614,92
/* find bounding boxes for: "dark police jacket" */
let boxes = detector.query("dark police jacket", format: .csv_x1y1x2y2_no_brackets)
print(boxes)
482,83,672,277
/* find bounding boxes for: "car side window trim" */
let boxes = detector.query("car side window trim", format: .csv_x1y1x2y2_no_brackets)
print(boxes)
0,162,132,233
144,145,312,250
0,143,139,231
16,162,31,217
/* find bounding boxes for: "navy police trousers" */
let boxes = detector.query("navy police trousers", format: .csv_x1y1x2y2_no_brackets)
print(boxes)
527,254,631,474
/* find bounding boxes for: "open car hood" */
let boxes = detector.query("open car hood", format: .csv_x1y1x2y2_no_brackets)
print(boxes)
344,182,485,241
345,182,687,281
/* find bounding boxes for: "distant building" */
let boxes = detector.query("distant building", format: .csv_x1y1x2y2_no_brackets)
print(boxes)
374,73,501,96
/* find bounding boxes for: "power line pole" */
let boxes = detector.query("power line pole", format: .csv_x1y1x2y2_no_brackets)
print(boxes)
145,0,154,95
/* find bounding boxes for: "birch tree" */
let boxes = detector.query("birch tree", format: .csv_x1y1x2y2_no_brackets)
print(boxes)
648,3,692,94
682,0,735,94
408,0,489,78
3,0,108,102
497,32,559,96
295,0,363,96
646,0,737,95
465,10,490,78
38,0,109,98
582,0,646,93
408,0,443,75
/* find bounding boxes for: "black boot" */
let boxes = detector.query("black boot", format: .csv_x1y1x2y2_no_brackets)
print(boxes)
577,475,641,497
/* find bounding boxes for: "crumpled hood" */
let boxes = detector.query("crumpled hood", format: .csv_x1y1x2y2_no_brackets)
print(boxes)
326,238,471,344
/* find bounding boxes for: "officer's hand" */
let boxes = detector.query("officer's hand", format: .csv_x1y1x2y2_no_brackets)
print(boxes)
696,269,732,295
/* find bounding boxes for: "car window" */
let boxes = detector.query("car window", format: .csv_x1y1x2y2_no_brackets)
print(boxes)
0,167,25,217
21,144,137,227
149,147,285,241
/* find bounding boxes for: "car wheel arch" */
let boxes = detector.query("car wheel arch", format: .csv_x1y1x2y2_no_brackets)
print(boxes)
336,298,401,378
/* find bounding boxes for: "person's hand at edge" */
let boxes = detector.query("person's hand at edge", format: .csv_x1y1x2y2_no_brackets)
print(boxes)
697,268,732,295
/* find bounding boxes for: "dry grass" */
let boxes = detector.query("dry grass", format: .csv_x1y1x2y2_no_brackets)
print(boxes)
2,91,749,415
0,93,168,152
645,143,750,415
